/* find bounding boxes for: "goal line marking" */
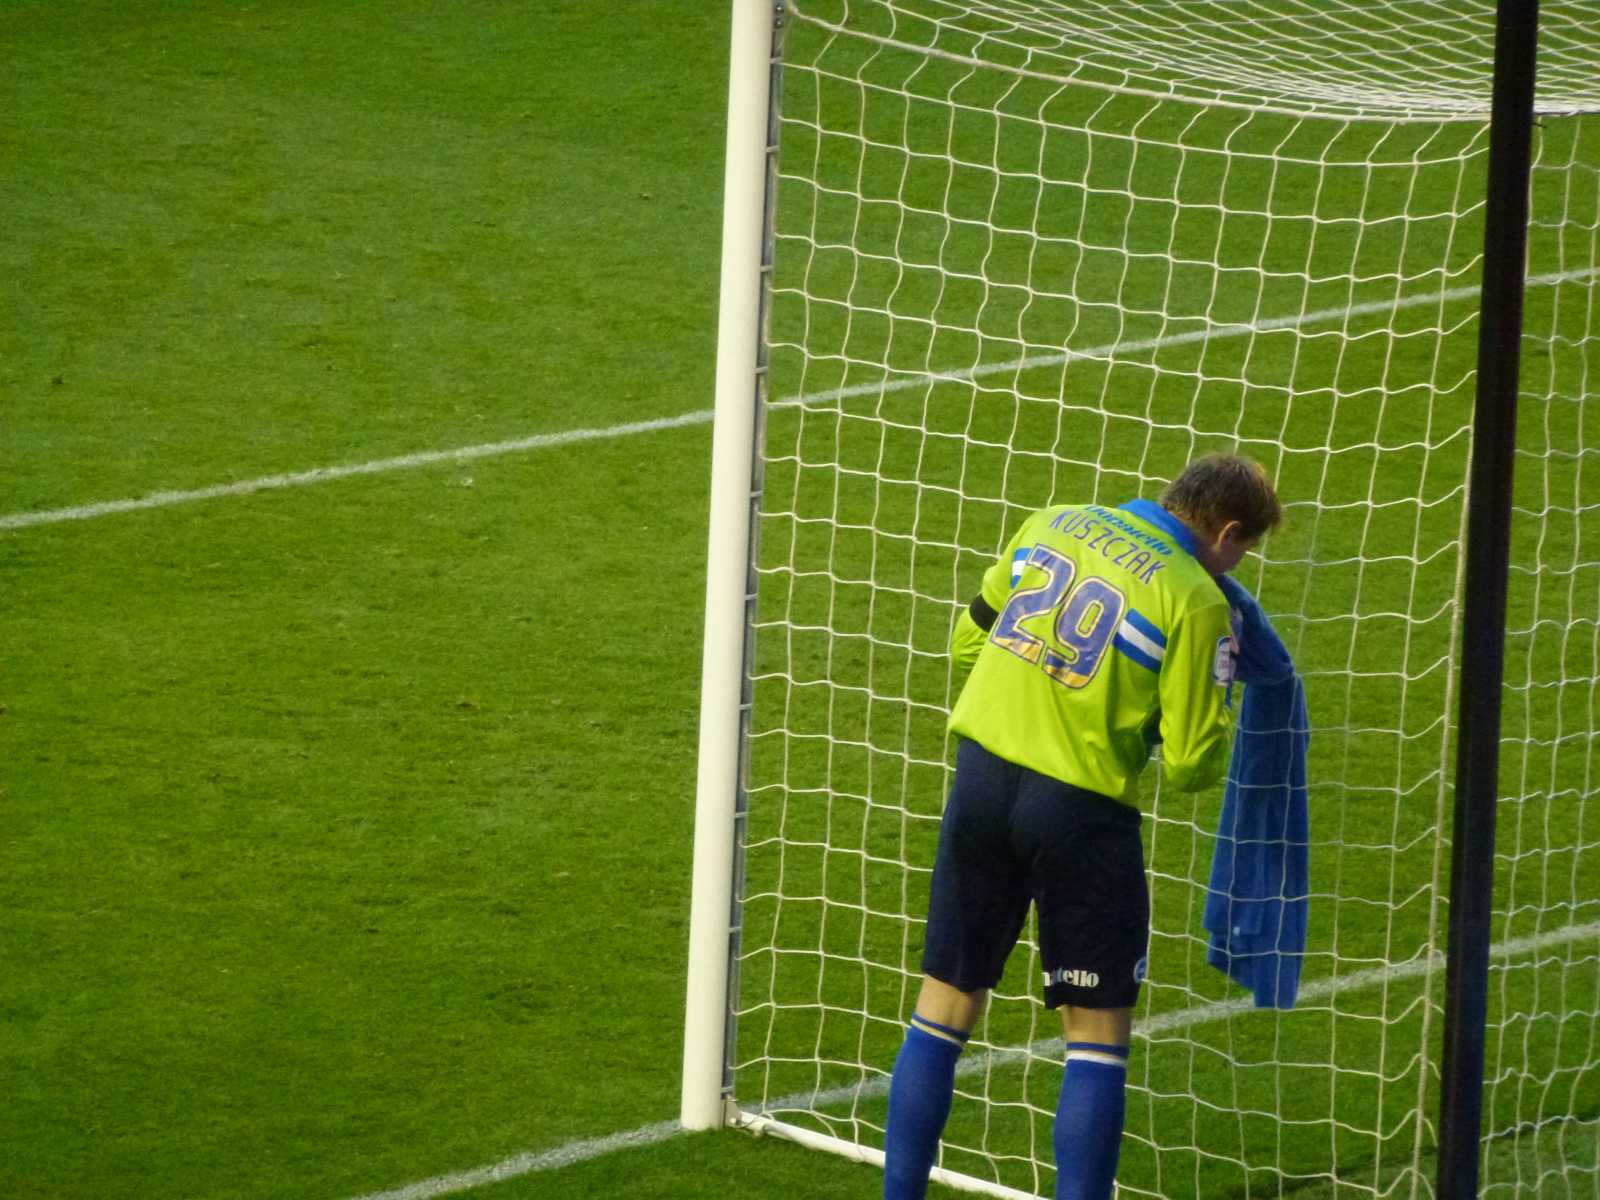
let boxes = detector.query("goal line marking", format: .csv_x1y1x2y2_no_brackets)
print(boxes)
5,267,1594,533
344,918,1600,1200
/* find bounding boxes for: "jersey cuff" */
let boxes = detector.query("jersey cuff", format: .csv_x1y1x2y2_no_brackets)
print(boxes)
969,594,999,631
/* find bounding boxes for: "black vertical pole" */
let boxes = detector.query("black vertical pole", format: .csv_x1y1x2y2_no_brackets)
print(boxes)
1437,2,1539,1197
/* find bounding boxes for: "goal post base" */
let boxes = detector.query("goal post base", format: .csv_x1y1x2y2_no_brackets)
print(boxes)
732,1111,1046,1200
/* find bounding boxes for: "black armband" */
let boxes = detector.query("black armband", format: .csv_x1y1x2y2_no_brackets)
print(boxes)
968,593,999,632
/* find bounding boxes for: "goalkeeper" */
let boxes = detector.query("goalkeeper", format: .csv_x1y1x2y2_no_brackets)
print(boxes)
882,453,1282,1200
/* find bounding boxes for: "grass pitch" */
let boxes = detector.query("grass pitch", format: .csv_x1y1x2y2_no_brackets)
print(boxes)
3,4,738,1198
3,4,1598,1200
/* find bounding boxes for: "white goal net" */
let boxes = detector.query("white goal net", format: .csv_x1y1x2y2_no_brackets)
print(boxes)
725,2,1600,1195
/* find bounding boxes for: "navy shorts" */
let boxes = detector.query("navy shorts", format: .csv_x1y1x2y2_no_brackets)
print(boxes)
921,739,1150,1010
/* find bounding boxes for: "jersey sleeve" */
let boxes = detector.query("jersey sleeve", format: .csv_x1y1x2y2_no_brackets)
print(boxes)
948,516,1039,669
949,607,986,670
1156,597,1236,792
978,520,1031,611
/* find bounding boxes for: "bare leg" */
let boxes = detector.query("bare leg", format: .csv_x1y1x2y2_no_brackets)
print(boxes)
913,973,989,1037
1061,1004,1131,1048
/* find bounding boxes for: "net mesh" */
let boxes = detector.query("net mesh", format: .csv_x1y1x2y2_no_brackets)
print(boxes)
730,2,1600,1194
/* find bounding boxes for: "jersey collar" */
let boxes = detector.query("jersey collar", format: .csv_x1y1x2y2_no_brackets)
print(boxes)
1119,498,1199,558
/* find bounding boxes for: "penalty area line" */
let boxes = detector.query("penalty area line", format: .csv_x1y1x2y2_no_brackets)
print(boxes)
5,265,1595,533
0,411,715,531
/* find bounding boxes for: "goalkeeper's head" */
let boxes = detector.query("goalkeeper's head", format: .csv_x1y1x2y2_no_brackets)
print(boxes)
1160,453,1282,576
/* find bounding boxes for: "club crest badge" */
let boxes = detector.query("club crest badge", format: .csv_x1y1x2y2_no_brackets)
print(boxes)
1213,634,1236,686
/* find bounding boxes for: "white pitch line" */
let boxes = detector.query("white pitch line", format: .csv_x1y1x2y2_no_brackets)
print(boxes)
0,411,714,531
753,917,1600,1116
346,1120,685,1200
772,265,1600,407
345,918,1600,1200
6,265,1596,533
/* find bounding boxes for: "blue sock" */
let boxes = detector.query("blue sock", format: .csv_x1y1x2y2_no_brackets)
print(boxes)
883,1016,968,1200
1054,1042,1129,1200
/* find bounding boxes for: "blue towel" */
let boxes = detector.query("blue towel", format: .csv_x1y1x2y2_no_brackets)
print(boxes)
1202,575,1310,1009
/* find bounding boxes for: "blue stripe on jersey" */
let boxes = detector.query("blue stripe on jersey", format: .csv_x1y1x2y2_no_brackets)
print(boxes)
1115,606,1167,674
1114,630,1162,674
1010,546,1030,586
1123,607,1167,648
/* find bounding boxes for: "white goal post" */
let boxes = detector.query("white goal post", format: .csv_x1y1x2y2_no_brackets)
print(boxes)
685,1,1600,1196
680,0,783,1133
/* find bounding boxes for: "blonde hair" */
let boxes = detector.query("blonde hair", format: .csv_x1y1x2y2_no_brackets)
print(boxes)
1160,453,1282,541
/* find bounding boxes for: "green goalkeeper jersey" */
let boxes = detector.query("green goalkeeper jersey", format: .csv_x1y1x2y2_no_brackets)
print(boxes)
947,499,1237,807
